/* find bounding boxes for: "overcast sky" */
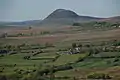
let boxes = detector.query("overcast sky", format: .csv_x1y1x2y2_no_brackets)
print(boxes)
0,0,120,21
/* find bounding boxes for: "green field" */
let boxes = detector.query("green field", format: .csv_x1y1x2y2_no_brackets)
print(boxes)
0,25,120,80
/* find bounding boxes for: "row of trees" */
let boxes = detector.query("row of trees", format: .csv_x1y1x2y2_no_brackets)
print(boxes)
0,63,73,80
73,21,120,28
0,69,112,80
0,31,51,39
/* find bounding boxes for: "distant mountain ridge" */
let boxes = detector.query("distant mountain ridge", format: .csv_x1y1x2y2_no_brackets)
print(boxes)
0,20,41,26
100,16,120,23
0,9,120,27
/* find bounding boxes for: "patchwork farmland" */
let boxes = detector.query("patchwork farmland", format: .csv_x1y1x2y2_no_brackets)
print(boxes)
0,25,120,80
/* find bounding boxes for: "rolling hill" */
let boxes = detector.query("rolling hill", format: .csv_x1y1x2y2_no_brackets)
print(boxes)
40,9,102,26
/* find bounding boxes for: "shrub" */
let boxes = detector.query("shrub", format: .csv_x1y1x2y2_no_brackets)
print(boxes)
23,56,31,60
29,26,32,30
0,54,4,57
94,48,100,54
72,43,77,48
54,65,73,72
88,49,94,56
78,43,82,47
73,23,80,26
45,43,54,48
40,31,50,35
87,73,112,79
114,57,119,62
112,41,120,46
85,44,90,48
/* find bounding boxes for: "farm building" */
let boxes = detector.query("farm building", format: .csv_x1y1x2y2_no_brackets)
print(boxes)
68,47,81,54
